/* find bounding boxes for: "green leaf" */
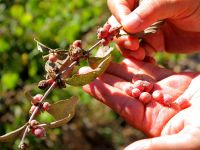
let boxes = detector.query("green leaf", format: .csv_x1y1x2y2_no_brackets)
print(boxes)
1,72,19,90
66,54,112,86
47,96,78,120
0,124,27,142
34,39,52,52
39,114,75,129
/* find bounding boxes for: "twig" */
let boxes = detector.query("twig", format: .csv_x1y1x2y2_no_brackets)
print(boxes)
18,39,103,149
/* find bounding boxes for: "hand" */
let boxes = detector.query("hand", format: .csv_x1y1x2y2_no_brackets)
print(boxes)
79,58,200,149
107,0,200,59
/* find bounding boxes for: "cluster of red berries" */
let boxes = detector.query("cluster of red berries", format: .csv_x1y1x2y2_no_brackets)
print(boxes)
97,22,120,46
124,79,173,106
29,94,51,115
28,94,50,138
30,120,45,138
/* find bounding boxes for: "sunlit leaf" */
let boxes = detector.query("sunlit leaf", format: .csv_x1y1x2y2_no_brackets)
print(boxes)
34,39,52,52
47,96,78,120
0,124,27,142
40,113,75,129
66,54,112,86
88,46,113,69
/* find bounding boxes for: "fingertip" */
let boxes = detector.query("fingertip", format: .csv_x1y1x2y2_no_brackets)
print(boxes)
121,12,143,33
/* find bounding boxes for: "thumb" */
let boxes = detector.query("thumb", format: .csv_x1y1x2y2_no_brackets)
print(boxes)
121,0,186,33
124,132,199,150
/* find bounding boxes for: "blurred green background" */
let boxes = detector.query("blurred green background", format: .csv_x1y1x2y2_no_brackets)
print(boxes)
1,0,200,150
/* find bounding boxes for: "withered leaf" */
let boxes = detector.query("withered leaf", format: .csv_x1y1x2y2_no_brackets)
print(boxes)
88,46,113,69
34,39,52,52
0,124,27,142
66,54,112,86
47,96,78,120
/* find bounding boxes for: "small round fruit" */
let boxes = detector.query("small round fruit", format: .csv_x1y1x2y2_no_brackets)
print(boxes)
49,53,58,63
73,40,82,48
142,81,154,92
123,85,134,96
133,80,145,91
152,90,164,103
32,127,45,138
30,120,38,127
139,92,152,104
131,88,141,98
42,102,51,111
32,94,43,104
97,27,109,39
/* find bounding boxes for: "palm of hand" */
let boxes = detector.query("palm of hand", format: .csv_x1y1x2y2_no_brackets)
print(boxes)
80,58,200,149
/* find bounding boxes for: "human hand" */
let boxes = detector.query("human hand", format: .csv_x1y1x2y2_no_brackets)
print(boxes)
79,58,200,149
107,0,200,59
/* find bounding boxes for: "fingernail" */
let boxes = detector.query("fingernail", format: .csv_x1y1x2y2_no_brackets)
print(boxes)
121,12,142,32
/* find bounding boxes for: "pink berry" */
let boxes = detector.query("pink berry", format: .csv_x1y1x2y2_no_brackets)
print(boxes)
73,40,82,48
142,81,154,92
103,22,111,31
49,53,57,63
30,120,38,127
163,94,173,106
139,92,152,104
123,85,134,96
133,80,144,91
131,88,141,98
152,90,163,103
29,105,40,115
32,94,43,104
42,102,50,111
109,27,120,36
32,127,45,138
97,27,109,39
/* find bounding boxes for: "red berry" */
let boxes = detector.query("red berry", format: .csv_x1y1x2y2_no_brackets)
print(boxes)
73,40,82,48
103,22,111,31
30,120,38,127
32,127,45,138
131,88,141,98
32,94,43,104
133,80,144,91
152,90,163,102
29,105,40,115
163,94,173,106
49,53,58,63
123,84,134,96
143,81,154,92
42,102,50,111
109,27,120,36
139,92,152,104
97,27,109,39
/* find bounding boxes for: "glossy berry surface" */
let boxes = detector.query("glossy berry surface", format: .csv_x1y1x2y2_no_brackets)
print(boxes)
32,127,45,138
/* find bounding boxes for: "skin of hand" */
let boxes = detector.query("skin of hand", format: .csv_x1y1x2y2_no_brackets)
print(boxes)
79,58,200,150
107,0,200,60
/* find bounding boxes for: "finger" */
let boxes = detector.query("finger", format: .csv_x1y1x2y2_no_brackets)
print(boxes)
125,131,200,150
121,0,192,33
115,35,140,51
107,0,137,23
117,46,146,60
121,58,174,81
